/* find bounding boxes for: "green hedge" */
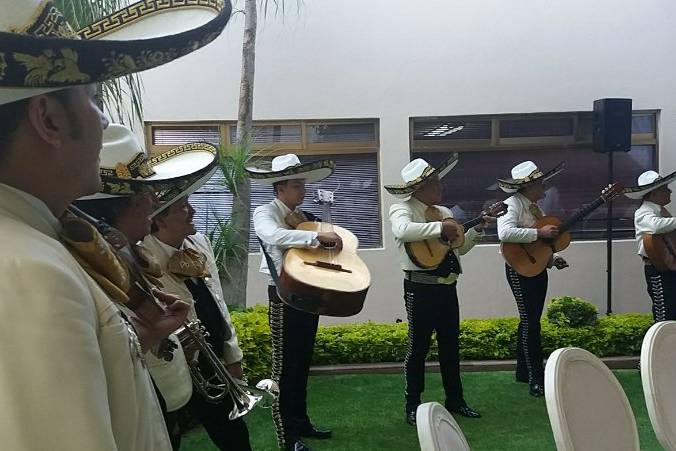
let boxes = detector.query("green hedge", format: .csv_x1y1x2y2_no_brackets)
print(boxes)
231,306,653,382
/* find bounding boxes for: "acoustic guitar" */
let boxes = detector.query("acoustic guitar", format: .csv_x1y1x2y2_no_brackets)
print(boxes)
405,202,508,269
501,183,624,277
279,189,371,317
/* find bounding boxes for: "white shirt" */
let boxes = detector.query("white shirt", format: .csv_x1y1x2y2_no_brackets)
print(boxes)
634,201,676,257
254,198,318,284
0,183,171,451
142,233,243,364
388,196,483,283
497,192,540,243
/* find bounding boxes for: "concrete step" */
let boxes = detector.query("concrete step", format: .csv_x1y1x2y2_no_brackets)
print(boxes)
309,356,639,375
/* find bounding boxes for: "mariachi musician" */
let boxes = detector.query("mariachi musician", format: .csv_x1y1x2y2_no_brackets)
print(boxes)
247,154,339,451
75,123,252,450
624,170,676,322
386,155,489,425
496,161,568,397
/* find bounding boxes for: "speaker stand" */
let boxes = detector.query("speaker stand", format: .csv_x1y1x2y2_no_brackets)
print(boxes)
606,151,614,315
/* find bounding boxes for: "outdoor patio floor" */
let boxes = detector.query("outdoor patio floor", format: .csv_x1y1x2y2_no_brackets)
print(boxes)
182,370,660,450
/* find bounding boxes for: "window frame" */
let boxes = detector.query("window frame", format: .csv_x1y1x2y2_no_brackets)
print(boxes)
410,110,660,243
145,118,383,251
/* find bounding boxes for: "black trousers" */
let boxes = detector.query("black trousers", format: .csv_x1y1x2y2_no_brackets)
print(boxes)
403,279,465,411
165,392,252,451
505,264,548,385
644,264,676,322
268,286,319,449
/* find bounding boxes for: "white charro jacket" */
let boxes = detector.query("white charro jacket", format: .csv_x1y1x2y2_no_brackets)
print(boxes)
142,233,243,365
253,198,319,283
497,192,540,243
389,196,483,283
634,200,676,258
0,183,171,451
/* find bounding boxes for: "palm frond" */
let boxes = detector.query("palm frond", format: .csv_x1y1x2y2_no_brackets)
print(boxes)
205,209,248,278
218,140,252,195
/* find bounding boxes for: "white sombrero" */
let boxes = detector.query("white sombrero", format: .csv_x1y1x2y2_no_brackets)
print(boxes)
498,160,565,193
245,154,334,185
0,0,232,105
79,123,218,215
623,170,676,200
384,153,459,199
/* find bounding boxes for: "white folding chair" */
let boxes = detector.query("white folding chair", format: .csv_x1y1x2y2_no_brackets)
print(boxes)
416,401,470,451
544,347,639,451
641,320,676,451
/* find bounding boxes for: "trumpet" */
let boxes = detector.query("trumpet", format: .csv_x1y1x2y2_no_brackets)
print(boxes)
64,206,278,420
177,319,278,420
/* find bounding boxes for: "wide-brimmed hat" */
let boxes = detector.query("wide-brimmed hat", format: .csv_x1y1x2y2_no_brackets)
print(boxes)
0,0,232,105
79,123,218,215
384,153,459,199
497,161,565,193
623,170,676,200
245,154,334,185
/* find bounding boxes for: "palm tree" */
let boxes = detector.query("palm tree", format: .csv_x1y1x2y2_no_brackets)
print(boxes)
219,0,299,307
55,0,144,126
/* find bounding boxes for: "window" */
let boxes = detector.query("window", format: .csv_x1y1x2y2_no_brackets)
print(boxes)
410,112,658,242
147,120,382,250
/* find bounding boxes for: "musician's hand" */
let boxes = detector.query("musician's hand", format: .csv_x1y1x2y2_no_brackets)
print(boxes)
133,289,192,353
441,219,460,242
226,361,245,380
537,225,559,238
317,232,343,251
474,215,496,232
553,256,569,270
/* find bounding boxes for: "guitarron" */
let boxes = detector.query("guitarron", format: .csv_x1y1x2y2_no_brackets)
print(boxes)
501,183,623,277
405,202,508,269
280,189,371,317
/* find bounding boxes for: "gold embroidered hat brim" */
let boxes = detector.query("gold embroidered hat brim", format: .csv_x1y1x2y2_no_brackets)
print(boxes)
0,0,232,91
497,162,565,193
81,142,219,214
623,170,676,200
384,153,459,198
245,159,335,185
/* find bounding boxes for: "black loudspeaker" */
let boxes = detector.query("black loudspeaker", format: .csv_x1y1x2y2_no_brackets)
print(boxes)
593,98,632,153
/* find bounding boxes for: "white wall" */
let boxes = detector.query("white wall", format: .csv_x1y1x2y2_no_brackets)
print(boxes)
141,0,676,323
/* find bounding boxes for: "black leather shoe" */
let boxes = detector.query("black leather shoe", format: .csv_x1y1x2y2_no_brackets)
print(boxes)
449,405,482,419
285,438,313,451
405,409,417,426
298,423,332,440
529,383,545,397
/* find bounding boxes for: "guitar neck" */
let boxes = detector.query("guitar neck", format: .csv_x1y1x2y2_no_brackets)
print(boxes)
462,216,483,230
559,196,606,233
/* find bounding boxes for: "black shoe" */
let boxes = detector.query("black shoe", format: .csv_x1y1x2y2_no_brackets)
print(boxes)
449,405,482,419
529,383,545,397
405,409,417,426
298,423,332,440
285,438,313,451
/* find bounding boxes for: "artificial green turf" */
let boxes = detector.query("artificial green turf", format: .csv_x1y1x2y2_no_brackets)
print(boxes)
181,370,660,450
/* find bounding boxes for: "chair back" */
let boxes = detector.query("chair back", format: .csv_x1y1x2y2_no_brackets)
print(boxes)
544,347,639,451
641,320,676,451
416,402,471,451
